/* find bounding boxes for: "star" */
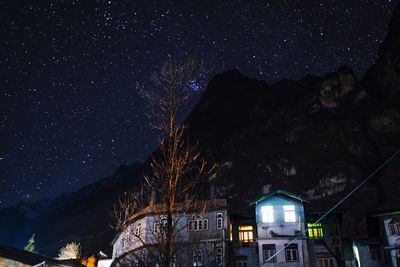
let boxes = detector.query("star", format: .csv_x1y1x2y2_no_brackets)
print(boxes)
0,0,398,208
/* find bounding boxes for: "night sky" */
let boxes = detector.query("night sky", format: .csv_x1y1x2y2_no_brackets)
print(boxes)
0,0,398,208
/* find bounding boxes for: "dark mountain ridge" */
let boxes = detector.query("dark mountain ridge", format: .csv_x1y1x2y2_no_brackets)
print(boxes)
1,3,400,257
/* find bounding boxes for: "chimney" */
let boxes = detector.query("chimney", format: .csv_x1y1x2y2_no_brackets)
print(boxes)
150,190,157,205
210,184,215,200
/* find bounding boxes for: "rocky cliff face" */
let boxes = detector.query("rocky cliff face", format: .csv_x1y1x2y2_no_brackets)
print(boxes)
364,4,400,104
187,66,391,212
1,3,400,257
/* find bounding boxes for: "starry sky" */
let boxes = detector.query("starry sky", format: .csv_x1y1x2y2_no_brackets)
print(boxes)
0,0,398,208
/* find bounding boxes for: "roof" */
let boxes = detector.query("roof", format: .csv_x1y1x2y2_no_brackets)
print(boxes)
0,244,48,265
111,198,228,245
369,209,400,218
249,189,310,205
127,198,228,222
0,244,84,267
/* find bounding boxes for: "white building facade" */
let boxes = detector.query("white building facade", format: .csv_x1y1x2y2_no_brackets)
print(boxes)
111,199,230,267
251,190,310,267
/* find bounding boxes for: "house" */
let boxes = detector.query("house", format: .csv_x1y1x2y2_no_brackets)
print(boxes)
111,199,230,266
230,213,259,267
352,239,385,267
0,244,84,267
250,190,310,267
370,210,400,267
104,189,397,267
305,212,345,267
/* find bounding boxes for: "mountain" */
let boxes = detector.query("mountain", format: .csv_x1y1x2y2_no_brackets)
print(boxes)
1,3,400,258
0,163,144,256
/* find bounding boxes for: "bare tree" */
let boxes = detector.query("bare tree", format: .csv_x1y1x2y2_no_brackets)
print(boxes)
113,58,216,267
58,242,82,260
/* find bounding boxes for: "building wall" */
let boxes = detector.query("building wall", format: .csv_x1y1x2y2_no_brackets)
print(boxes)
257,239,306,267
383,217,400,247
255,196,306,238
382,216,400,267
0,257,28,267
112,217,147,258
254,195,308,267
231,242,259,267
112,208,229,266
306,216,343,267
355,243,384,267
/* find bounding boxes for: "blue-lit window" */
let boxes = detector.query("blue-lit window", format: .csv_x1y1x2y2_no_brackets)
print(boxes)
261,205,274,223
283,205,296,222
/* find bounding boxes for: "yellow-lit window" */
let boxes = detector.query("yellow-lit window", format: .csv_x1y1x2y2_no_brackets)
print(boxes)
238,225,253,242
308,223,323,239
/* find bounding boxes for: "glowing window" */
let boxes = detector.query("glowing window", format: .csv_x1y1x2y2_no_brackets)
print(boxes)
283,205,296,222
238,225,253,242
261,206,274,223
307,223,323,239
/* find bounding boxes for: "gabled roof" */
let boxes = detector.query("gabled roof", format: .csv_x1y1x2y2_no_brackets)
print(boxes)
249,189,310,205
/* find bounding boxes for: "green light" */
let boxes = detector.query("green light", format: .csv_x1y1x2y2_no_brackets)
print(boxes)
307,223,323,238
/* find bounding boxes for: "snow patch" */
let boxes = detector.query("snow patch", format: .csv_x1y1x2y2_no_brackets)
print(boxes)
283,166,297,176
306,173,347,200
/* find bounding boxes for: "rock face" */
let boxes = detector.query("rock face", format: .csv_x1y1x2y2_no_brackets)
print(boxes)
364,4,400,104
186,66,394,216
1,3,400,258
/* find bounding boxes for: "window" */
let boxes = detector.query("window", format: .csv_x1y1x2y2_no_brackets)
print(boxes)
369,244,382,260
263,244,277,263
283,205,296,222
388,222,400,235
120,235,128,253
216,212,224,229
215,245,223,266
154,216,168,234
238,225,253,242
193,249,203,266
233,256,247,267
261,206,274,223
188,215,208,231
170,256,176,267
154,222,161,233
307,223,323,239
285,244,299,262
233,262,247,267
135,222,141,237
318,258,335,267
317,253,335,267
